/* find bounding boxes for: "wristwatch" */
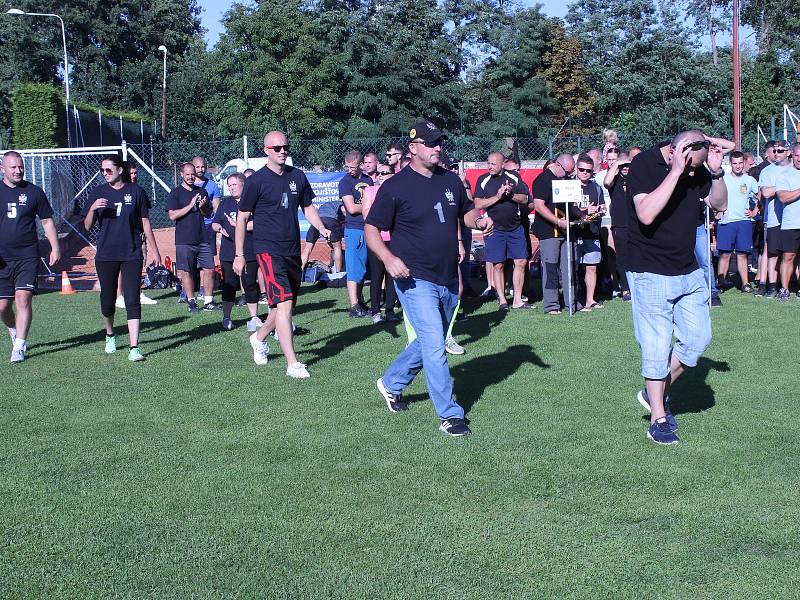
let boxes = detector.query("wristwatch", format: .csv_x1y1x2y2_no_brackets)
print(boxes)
709,169,725,180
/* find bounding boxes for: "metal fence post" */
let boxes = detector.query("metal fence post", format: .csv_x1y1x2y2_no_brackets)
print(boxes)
243,135,249,169
548,140,553,159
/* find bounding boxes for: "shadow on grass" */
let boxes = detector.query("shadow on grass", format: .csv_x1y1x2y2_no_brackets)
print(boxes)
301,318,399,366
638,357,729,421
453,307,507,345
31,316,188,356
404,343,550,416
145,320,233,355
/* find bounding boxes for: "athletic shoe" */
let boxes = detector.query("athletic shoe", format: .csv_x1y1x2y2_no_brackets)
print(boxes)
249,333,269,365
637,388,678,433
777,288,790,302
445,336,465,355
286,362,311,379
376,378,408,412
188,299,199,314
293,325,310,336
372,312,384,324
385,311,401,323
480,287,497,300
140,293,157,305
647,419,680,445
246,316,262,333
349,304,368,318
8,326,16,345
222,318,234,331
753,284,766,297
622,291,632,302
105,335,117,354
498,303,510,313
203,301,223,312
115,296,126,308
764,287,777,299
742,282,754,294
711,296,722,307
796,290,800,300
128,347,145,362
455,310,467,322
10,345,25,363
439,418,471,437
178,290,187,303
258,293,269,305
235,296,247,306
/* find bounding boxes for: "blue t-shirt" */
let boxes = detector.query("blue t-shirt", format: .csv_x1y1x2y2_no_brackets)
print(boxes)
721,172,758,224
238,165,315,256
166,185,209,245
339,173,373,230
196,177,221,243
317,200,342,220
759,163,791,228
365,166,474,285
0,180,53,260
212,196,256,262
776,166,800,230
83,183,149,261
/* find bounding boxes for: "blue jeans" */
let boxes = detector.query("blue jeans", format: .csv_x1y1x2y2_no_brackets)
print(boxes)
344,228,367,282
382,277,464,420
628,269,712,379
694,224,719,298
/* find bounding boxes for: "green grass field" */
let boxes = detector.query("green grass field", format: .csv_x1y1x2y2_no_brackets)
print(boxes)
2,284,799,599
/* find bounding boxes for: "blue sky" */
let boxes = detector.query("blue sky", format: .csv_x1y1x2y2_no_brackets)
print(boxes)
196,0,568,46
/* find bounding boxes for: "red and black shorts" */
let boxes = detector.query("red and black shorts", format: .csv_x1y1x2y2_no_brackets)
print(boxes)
256,252,301,307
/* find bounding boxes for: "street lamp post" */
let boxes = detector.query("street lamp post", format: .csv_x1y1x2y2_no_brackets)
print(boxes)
158,45,167,139
7,8,72,147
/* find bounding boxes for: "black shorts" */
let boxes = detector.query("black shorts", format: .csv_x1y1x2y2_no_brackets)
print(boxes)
256,252,301,307
777,228,800,253
0,257,39,298
175,243,215,272
305,217,342,244
766,226,782,256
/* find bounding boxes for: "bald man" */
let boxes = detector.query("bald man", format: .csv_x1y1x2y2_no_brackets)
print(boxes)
234,131,330,378
192,155,222,310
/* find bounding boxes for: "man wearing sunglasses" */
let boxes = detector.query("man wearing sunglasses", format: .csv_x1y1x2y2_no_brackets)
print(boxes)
385,143,404,172
531,154,579,315
234,131,330,379
756,140,791,298
775,144,800,301
365,121,493,437
339,150,374,317
626,130,731,445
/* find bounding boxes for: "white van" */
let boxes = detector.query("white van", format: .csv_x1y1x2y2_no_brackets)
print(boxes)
215,156,293,196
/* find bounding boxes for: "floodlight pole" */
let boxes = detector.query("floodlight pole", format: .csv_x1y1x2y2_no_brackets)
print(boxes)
158,45,167,139
7,9,72,147
732,0,741,150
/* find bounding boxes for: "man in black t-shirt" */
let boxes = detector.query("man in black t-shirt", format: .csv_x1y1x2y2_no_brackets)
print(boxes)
474,152,532,310
340,150,374,317
365,121,493,437
603,151,632,300
574,154,606,311
531,154,579,314
166,162,211,314
626,130,730,445
0,151,61,363
234,131,330,379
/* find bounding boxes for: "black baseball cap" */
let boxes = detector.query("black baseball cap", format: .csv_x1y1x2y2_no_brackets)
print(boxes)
409,121,447,144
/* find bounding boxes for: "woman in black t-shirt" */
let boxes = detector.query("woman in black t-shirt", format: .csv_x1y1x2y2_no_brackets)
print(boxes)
82,155,157,361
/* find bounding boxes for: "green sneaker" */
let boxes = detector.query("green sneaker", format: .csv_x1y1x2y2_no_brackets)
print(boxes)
104,335,117,354
128,347,145,362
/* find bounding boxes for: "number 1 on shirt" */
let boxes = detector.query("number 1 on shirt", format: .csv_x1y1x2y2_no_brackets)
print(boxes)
433,201,445,224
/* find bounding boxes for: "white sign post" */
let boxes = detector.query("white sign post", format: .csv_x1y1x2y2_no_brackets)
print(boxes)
552,179,582,316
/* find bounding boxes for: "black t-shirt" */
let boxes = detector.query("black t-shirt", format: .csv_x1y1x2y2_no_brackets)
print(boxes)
366,166,474,285
238,165,314,256
0,180,54,260
627,141,712,276
530,169,580,240
83,183,149,261
748,160,770,181
609,174,630,228
474,171,527,231
166,185,209,245
213,196,256,262
339,173,373,230
576,180,604,240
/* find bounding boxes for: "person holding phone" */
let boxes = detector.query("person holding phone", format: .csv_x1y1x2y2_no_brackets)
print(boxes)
83,155,160,361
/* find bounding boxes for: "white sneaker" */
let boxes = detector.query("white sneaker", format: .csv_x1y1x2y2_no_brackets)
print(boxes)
286,361,310,379
10,345,25,363
115,296,125,309
140,293,157,305
445,335,465,355
249,333,269,365
246,316,262,333
8,327,16,345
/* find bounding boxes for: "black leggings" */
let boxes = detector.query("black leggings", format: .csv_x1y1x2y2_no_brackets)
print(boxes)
97,259,143,320
367,249,397,314
221,260,260,303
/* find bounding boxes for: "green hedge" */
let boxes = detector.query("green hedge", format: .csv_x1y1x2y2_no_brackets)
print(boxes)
11,83,66,149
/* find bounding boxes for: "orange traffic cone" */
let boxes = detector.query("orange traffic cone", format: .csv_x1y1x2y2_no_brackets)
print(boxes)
60,271,76,295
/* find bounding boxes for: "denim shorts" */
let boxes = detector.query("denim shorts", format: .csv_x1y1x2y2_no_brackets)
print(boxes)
344,228,367,282
628,268,712,379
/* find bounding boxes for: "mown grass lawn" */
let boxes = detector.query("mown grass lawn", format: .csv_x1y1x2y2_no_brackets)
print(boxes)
1,283,799,599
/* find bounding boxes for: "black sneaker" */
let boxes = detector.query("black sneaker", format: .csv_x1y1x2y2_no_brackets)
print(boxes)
622,291,632,302
385,311,401,323
637,388,677,433
349,304,368,318
711,296,722,307
753,284,766,297
376,378,408,412
188,299,199,314
764,287,777,299
293,325,311,336
647,419,680,445
742,282,754,294
203,301,223,312
235,296,247,306
777,288,790,302
439,418,471,437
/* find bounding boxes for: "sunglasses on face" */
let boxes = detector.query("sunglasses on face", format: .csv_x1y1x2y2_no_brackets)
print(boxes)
377,171,392,176
607,149,619,155
687,140,711,151
102,168,118,174
386,152,400,157
774,148,788,153
577,167,592,173
412,139,441,148
618,163,630,168
267,145,290,152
